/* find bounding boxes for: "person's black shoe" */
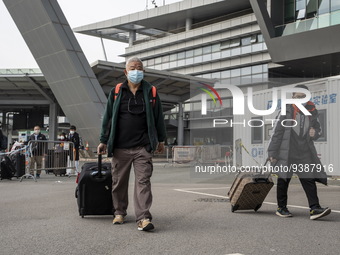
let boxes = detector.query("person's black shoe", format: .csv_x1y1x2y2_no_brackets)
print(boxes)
276,207,293,218
310,207,331,220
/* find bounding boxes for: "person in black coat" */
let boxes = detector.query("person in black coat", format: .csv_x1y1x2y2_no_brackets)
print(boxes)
27,125,47,178
68,125,80,173
268,85,331,220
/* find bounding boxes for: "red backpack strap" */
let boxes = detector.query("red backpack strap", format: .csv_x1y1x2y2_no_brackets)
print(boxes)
151,86,157,107
114,83,123,100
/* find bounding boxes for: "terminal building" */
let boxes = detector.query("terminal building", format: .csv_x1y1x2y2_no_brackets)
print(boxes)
2,0,340,149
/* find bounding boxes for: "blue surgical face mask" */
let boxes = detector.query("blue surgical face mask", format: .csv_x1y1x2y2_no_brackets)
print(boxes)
127,70,144,84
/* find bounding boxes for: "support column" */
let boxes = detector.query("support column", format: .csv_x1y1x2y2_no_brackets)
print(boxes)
185,17,192,31
49,103,58,141
1,111,6,133
177,102,184,145
129,30,136,46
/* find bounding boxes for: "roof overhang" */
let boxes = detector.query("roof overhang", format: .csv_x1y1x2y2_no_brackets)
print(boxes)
74,0,251,44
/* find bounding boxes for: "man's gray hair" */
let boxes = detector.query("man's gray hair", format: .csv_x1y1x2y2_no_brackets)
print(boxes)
126,57,144,68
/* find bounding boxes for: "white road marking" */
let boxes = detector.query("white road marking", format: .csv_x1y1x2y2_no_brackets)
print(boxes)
174,188,340,213
176,187,229,191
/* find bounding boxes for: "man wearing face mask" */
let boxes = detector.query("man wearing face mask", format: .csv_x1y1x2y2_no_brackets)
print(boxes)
97,57,166,231
27,125,47,178
68,125,80,173
268,85,331,220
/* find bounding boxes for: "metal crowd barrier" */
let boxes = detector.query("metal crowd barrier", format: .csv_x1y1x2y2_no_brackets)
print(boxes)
24,140,76,180
171,145,233,165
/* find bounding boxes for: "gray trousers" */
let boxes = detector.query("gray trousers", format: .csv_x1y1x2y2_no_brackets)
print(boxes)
111,146,153,221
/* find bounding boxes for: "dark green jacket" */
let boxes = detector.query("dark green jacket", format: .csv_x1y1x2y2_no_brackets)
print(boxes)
100,80,166,157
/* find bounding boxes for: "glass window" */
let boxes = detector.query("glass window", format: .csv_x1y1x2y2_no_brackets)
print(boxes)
203,54,212,62
155,57,162,64
162,63,170,69
220,40,230,49
169,61,177,69
230,38,240,48
194,56,203,63
185,57,194,65
203,45,212,54
319,0,330,14
252,73,264,82
148,59,155,66
202,73,212,79
296,8,306,19
250,35,257,43
241,36,252,45
212,44,220,52
194,48,203,56
285,0,295,23
231,68,240,77
212,52,220,60
162,55,169,63
241,45,251,54
231,47,241,56
169,53,177,61
317,109,327,141
177,52,185,60
221,49,231,58
257,34,264,42
251,117,263,144
306,0,318,18
331,0,340,12
263,64,268,73
177,59,185,67
252,65,263,74
221,70,230,78
241,66,252,76
211,72,221,79
296,0,306,10
186,50,194,58
252,43,263,52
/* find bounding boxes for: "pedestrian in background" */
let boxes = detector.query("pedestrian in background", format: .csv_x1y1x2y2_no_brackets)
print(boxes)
27,125,47,178
268,85,331,220
68,125,80,173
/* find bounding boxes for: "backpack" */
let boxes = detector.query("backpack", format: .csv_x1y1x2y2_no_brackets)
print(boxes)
0,135,8,150
114,83,157,107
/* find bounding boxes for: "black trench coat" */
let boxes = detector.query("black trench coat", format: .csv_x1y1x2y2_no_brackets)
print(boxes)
267,103,327,185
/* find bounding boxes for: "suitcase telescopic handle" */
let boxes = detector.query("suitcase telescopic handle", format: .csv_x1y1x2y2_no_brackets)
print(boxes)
98,154,102,176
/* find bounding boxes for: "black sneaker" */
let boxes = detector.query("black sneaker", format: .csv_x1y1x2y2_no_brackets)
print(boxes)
276,207,293,218
310,207,331,220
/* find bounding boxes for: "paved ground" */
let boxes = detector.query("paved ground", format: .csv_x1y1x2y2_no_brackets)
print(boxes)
0,161,339,255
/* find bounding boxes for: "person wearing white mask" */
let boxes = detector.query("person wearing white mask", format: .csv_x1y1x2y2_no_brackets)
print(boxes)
27,125,47,178
68,125,80,173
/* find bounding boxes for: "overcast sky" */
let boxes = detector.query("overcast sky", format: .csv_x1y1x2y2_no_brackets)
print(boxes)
0,0,181,69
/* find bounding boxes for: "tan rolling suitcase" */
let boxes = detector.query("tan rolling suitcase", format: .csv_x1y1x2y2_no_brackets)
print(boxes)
228,160,274,212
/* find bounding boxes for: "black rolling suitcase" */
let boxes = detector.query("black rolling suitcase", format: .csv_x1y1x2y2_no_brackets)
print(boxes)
0,156,15,180
75,155,114,218
53,151,67,176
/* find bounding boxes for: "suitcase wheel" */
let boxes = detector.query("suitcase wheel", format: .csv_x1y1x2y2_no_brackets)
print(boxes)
231,205,239,213
81,215,84,218
254,204,262,212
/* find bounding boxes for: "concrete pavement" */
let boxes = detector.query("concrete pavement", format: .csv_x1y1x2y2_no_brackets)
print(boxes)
0,162,339,255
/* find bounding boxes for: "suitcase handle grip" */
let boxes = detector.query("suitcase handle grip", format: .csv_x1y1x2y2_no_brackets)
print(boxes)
98,154,102,176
